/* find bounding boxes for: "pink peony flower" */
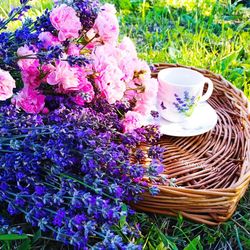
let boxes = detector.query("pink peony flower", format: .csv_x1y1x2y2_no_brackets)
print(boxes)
72,83,95,106
17,45,38,69
116,37,139,82
67,43,81,56
76,66,92,89
21,68,41,89
93,3,119,44
133,60,151,83
123,111,143,132
17,44,35,57
12,87,45,114
47,61,79,92
119,37,137,59
93,45,126,104
102,72,126,104
17,45,41,88
41,64,55,76
50,4,82,41
134,78,158,115
0,69,16,101
38,32,60,49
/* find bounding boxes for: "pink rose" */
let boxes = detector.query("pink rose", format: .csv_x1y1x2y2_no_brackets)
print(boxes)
50,4,82,41
12,87,45,114
38,32,60,49
102,70,126,104
17,45,41,88
72,67,95,105
134,78,158,115
96,61,125,104
76,66,92,89
123,111,143,132
0,69,16,101
93,45,126,104
47,61,82,92
94,3,119,44
72,83,95,106
117,54,138,83
123,59,152,101
20,66,41,89
67,43,82,56
17,44,35,57
41,64,55,78
133,60,151,83
84,28,99,51
17,45,38,69
119,37,137,59
117,37,138,82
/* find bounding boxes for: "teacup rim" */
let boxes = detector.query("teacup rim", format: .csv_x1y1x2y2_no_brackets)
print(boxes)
158,67,206,87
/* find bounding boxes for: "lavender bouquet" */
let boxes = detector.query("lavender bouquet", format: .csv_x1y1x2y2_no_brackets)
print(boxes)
0,0,163,248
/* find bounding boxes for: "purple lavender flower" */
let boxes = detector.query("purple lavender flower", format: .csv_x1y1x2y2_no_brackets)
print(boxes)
134,148,145,161
73,0,100,30
146,159,164,176
0,215,23,235
34,9,55,33
149,186,160,196
0,97,162,248
148,145,164,161
67,55,90,67
37,45,64,64
150,110,159,118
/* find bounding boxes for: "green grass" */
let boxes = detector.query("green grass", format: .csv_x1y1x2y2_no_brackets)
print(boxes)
0,0,250,249
0,0,53,30
114,0,250,99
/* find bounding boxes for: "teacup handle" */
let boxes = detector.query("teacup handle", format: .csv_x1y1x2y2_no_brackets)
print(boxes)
199,77,213,103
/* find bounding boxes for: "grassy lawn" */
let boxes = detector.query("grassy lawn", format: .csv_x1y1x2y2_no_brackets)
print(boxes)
0,0,250,249
115,0,250,100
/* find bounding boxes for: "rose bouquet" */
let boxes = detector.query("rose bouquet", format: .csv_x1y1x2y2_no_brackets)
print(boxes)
0,0,164,248
0,0,158,131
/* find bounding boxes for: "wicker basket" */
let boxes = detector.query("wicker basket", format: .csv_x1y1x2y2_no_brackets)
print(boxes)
133,63,250,225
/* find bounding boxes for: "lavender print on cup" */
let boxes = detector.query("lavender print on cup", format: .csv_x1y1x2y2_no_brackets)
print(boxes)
157,67,214,122
173,91,198,117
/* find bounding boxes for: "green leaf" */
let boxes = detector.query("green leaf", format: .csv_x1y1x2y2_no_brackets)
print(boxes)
148,241,156,250
119,0,132,10
32,229,41,244
177,213,184,226
156,227,178,250
220,49,241,73
0,234,28,241
156,242,168,250
17,239,31,250
184,236,203,250
119,203,128,228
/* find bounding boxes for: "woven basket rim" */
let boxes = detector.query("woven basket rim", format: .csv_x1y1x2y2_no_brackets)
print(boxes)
134,63,250,225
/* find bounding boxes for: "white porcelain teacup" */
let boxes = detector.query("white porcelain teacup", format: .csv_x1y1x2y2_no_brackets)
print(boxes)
157,67,213,122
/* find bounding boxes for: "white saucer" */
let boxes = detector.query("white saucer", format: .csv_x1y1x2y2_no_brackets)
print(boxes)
142,102,218,137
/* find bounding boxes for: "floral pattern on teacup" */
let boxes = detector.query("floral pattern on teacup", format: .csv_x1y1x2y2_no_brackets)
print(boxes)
173,91,199,117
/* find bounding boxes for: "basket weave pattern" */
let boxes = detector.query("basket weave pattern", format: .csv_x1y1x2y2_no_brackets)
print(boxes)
134,64,250,225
